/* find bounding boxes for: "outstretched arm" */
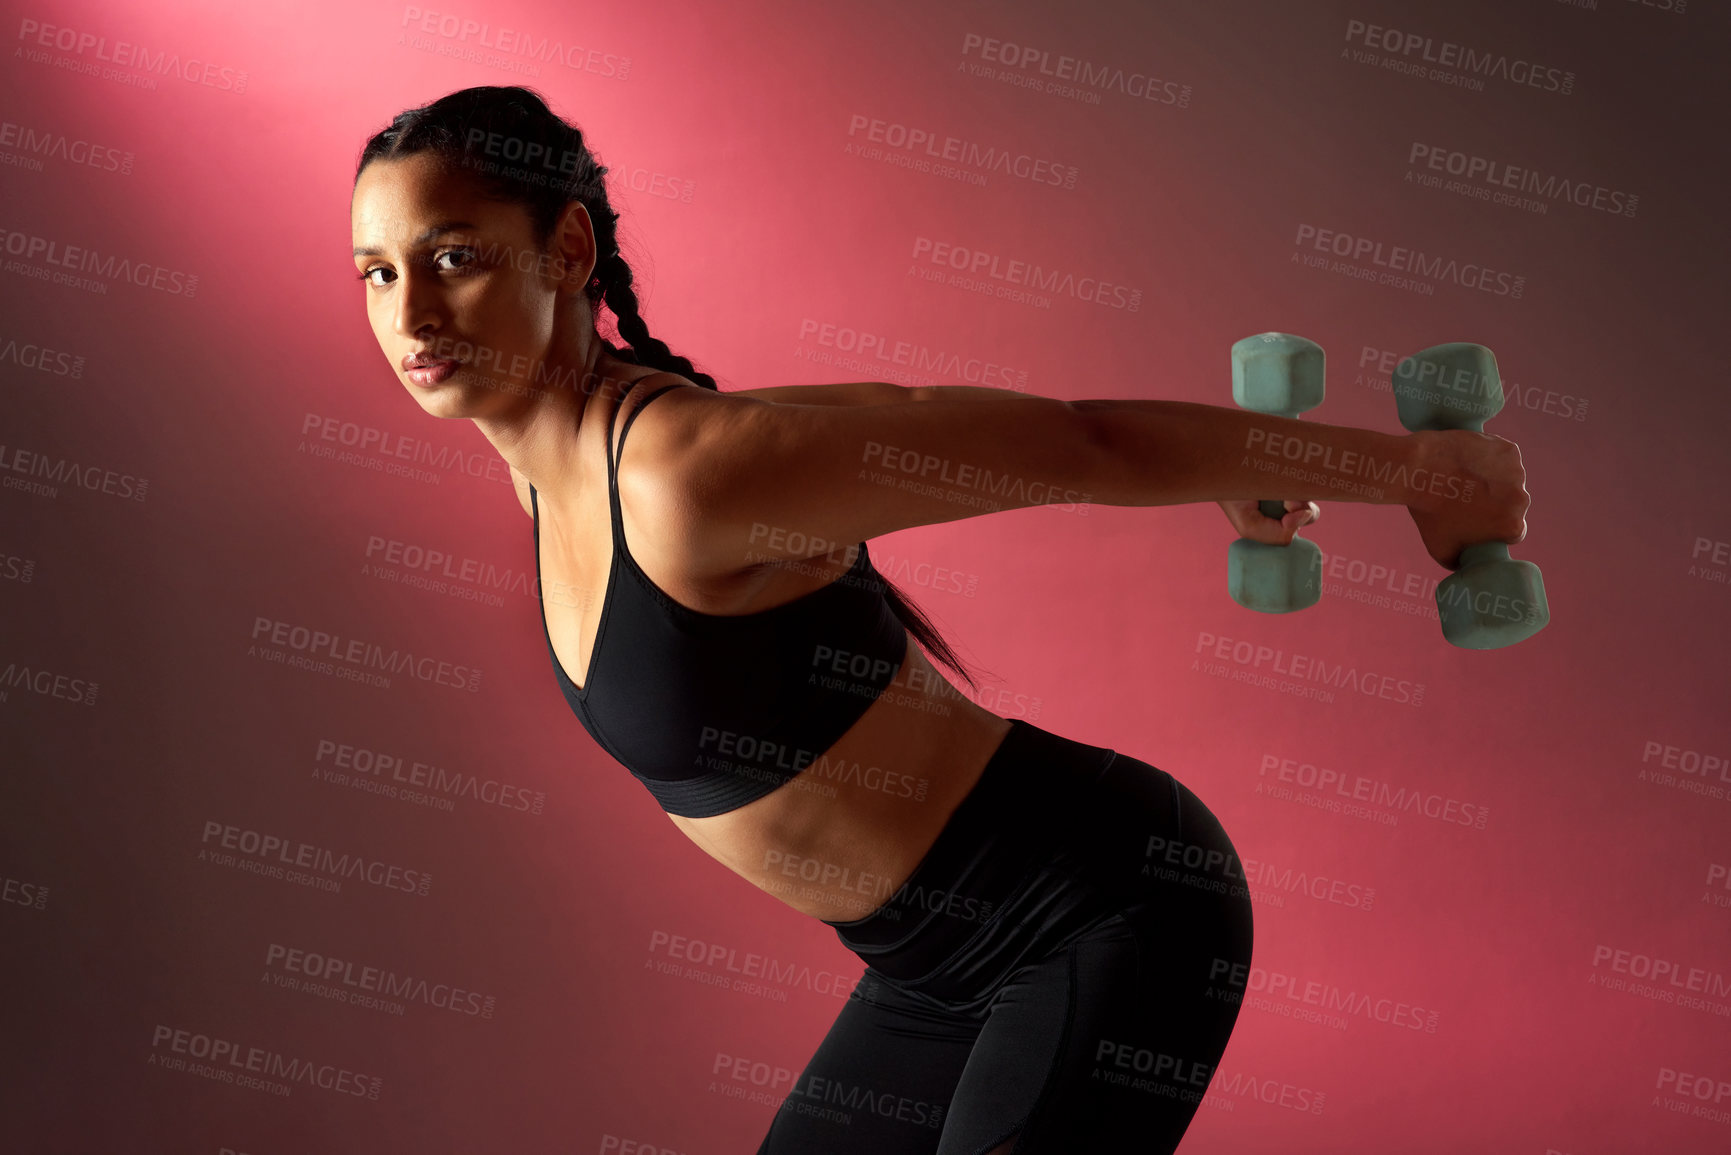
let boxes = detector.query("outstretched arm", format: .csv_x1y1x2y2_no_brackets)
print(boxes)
728,381,1323,546
725,384,1430,512
627,387,1451,573
1072,397,1527,568
1071,397,1424,508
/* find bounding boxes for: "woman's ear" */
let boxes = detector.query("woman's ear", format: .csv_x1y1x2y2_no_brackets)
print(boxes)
549,200,599,291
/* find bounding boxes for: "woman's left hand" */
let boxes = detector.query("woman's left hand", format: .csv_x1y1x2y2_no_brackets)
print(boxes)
1216,499,1321,546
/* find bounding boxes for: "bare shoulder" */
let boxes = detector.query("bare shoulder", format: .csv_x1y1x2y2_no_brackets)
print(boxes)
499,371,707,522
617,371,1094,571
505,377,1019,521
608,376,920,510
603,374,748,577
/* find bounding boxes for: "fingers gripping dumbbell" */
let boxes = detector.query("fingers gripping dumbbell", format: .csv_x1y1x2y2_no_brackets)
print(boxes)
1392,342,1550,649
1227,333,1325,614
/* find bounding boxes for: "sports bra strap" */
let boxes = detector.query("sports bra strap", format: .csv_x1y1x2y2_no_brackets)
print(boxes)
606,379,687,545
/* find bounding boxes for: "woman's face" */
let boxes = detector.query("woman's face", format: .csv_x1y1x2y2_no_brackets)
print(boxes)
350,151,593,415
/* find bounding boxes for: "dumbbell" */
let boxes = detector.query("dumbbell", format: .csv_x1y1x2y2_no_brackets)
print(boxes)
1227,332,1325,614
1390,342,1549,649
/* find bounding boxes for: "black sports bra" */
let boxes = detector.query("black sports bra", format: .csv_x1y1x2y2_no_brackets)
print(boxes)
530,379,910,817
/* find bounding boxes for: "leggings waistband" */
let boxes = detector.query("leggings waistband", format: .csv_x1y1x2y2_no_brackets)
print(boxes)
821,717,1170,988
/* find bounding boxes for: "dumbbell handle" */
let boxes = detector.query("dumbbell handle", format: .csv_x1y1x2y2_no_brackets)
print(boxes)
1253,407,1305,525
1229,331,1326,616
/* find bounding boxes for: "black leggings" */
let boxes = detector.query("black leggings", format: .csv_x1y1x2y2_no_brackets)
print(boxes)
755,718,1255,1155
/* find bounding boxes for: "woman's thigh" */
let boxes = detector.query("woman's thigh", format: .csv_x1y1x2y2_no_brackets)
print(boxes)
756,969,986,1155
937,890,1252,1155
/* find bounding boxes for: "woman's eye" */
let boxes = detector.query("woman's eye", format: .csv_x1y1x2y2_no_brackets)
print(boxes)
356,248,476,287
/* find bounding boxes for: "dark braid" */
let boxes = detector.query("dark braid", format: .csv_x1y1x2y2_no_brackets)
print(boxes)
355,85,979,693
595,250,708,391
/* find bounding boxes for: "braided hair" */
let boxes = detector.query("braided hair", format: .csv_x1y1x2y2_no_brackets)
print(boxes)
354,85,979,692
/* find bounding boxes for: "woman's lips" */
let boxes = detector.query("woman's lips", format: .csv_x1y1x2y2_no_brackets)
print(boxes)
405,359,460,386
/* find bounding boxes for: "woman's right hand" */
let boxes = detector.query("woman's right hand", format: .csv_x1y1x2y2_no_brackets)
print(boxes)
1405,430,1532,570
1216,498,1320,545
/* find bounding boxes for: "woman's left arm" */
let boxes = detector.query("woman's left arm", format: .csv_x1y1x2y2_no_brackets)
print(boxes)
629,391,1388,569
716,382,1323,548
726,380,1037,406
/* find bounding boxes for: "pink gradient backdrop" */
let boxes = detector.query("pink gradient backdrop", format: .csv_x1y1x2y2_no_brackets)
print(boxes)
2,0,1726,1152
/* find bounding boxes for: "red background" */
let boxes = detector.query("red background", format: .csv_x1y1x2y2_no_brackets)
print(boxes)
2,1,1726,1152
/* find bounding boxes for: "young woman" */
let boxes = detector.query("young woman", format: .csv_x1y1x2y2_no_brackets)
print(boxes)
350,86,1528,1154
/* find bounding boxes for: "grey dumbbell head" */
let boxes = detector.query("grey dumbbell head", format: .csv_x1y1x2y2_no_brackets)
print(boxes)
1392,342,1503,432
1231,332,1325,418
1436,543,1549,649
1228,537,1323,613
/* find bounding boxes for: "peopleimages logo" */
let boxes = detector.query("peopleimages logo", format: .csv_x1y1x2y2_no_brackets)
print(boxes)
0,440,148,500
1257,752,1491,831
0,223,198,297
1193,630,1427,708
1221,961,1441,1033
311,738,547,815
1342,18,1574,95
1210,1068,1329,1115
0,658,100,706
646,928,858,1000
2,873,50,911
264,942,497,1018
844,113,1079,189
794,317,1030,390
958,32,1192,108
0,330,87,378
16,18,251,92
1406,142,1638,218
148,1024,381,1099
396,7,631,79
198,819,434,897
910,236,1141,312
299,412,516,483
248,615,483,692
0,119,134,175
1293,223,1525,299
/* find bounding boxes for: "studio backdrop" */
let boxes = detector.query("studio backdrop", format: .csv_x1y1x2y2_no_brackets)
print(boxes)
2,0,1726,1152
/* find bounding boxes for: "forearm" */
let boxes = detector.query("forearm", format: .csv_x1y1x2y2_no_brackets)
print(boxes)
1072,397,1443,508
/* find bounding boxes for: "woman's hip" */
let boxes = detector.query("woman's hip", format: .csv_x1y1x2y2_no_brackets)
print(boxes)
822,718,1251,1007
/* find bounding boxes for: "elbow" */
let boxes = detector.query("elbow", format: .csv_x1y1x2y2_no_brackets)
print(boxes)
1069,402,1125,507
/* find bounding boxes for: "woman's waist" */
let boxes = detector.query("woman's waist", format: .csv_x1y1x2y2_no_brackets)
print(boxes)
667,691,1017,922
